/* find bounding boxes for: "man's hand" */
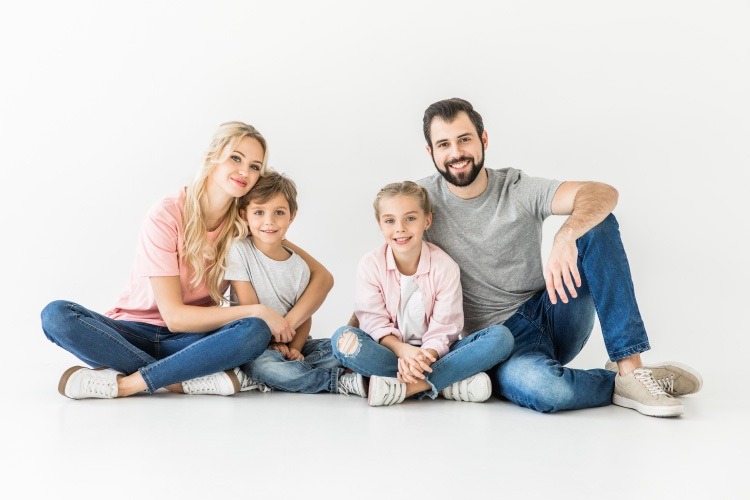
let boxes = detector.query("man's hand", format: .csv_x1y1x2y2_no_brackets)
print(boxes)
545,231,581,304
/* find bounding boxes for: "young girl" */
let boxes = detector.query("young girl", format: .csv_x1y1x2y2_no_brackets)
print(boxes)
41,122,333,399
331,181,514,406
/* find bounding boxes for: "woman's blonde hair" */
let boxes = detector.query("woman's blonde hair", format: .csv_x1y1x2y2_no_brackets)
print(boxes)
373,181,433,220
183,121,269,305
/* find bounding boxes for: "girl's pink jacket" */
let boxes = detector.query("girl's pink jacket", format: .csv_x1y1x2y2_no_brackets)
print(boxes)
354,241,464,358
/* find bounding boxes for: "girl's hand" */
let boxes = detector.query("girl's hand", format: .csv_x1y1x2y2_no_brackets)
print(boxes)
269,342,290,358
397,345,435,383
257,306,296,343
285,348,305,361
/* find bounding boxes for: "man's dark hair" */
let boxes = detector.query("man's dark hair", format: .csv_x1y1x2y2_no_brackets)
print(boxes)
422,98,485,146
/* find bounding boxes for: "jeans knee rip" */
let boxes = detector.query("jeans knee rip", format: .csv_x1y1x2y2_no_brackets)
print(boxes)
336,330,361,357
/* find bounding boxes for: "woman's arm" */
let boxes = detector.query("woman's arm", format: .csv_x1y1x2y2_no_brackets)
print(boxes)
150,276,265,333
282,240,334,330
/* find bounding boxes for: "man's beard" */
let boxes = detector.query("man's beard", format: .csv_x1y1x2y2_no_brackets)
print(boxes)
432,147,485,187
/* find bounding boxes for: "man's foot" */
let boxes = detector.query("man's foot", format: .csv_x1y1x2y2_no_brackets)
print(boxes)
613,368,684,417
58,366,121,399
181,369,241,396
338,372,366,397
605,360,702,396
441,372,492,402
234,367,273,393
368,376,406,407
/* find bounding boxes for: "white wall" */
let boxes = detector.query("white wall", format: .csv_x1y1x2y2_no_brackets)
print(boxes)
2,1,747,377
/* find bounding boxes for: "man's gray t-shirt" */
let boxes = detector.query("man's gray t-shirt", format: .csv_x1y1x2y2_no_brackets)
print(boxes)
224,238,310,316
417,168,561,334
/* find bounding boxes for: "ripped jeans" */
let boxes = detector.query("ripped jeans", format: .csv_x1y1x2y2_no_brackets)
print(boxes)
330,325,513,398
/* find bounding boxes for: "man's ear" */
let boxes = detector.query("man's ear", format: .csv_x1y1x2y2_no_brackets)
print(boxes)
425,145,433,157
481,130,489,150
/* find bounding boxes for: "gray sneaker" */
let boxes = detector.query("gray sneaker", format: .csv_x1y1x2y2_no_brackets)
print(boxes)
338,372,366,397
613,368,684,417
368,376,406,407
234,367,273,393
605,360,702,396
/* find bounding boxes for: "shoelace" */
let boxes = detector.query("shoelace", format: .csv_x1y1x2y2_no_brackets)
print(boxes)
338,374,360,396
655,375,675,394
634,368,669,398
182,376,220,394
82,374,117,397
235,368,272,393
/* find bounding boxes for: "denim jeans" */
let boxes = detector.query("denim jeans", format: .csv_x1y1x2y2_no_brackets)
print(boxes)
41,300,272,393
490,214,650,413
242,338,344,394
331,324,513,398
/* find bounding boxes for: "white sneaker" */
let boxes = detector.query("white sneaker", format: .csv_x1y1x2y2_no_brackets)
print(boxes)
368,376,406,406
58,366,121,399
441,372,492,402
181,369,240,396
234,367,273,393
338,372,366,397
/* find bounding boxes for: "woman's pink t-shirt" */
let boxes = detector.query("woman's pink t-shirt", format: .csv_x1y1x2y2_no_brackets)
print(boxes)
106,189,227,326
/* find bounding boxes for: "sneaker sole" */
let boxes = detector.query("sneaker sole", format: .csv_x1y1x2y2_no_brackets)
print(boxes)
612,394,684,417
58,366,86,397
649,361,703,395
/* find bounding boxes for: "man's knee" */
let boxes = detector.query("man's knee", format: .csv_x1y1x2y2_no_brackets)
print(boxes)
496,359,576,413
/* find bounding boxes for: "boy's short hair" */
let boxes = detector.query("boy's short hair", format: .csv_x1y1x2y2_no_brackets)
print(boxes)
240,171,298,215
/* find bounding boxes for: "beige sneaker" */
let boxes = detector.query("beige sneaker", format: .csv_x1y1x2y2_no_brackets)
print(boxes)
605,360,702,396
613,368,683,417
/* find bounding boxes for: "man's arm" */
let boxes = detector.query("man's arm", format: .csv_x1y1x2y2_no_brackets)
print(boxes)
546,181,619,304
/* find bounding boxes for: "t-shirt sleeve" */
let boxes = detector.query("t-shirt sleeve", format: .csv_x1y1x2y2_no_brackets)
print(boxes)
135,204,181,277
294,259,311,303
510,169,562,220
224,240,253,282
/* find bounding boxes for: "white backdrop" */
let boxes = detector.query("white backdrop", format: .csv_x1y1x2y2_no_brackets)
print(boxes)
2,1,747,383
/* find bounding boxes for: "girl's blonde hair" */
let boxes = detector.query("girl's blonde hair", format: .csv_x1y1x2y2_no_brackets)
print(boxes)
373,181,434,220
183,121,269,305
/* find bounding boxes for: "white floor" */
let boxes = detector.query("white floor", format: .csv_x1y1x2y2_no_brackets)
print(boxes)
5,362,746,500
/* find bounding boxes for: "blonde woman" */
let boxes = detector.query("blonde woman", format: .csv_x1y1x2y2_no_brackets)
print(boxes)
41,122,333,399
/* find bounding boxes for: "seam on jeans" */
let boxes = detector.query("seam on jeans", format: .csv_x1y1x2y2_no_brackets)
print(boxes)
68,304,157,343
74,315,153,364
514,310,547,353
610,341,650,361
139,367,157,393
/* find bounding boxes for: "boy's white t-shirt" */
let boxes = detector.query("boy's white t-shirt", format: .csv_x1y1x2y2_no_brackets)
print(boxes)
397,273,428,346
224,237,310,315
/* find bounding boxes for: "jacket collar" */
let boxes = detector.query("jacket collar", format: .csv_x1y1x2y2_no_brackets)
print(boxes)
385,241,431,276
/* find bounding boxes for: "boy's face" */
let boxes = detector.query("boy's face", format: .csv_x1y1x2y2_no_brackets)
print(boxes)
242,193,295,246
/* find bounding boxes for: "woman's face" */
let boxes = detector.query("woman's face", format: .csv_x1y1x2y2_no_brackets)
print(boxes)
210,136,265,199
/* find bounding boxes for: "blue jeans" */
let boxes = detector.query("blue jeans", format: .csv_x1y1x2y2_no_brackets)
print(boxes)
331,325,513,398
41,300,272,393
491,214,650,413
242,339,344,394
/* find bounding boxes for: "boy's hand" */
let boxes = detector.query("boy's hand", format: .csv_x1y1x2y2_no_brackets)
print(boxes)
285,348,305,361
257,306,296,343
269,342,290,358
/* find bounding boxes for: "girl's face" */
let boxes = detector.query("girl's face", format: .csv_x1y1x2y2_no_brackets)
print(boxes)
209,136,264,199
377,195,432,258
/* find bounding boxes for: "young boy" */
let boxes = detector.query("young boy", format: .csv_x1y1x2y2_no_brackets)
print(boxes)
225,171,366,397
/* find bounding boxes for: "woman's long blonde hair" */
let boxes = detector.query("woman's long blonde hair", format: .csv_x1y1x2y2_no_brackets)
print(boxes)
183,121,268,305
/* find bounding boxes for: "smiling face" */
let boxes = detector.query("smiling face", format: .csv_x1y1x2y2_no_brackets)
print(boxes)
243,192,294,247
377,195,432,262
208,135,265,199
427,111,488,187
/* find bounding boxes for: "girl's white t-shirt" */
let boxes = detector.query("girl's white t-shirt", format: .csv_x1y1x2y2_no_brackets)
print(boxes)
397,274,428,346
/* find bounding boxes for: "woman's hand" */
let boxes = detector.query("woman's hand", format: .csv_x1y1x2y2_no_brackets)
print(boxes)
256,306,296,343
